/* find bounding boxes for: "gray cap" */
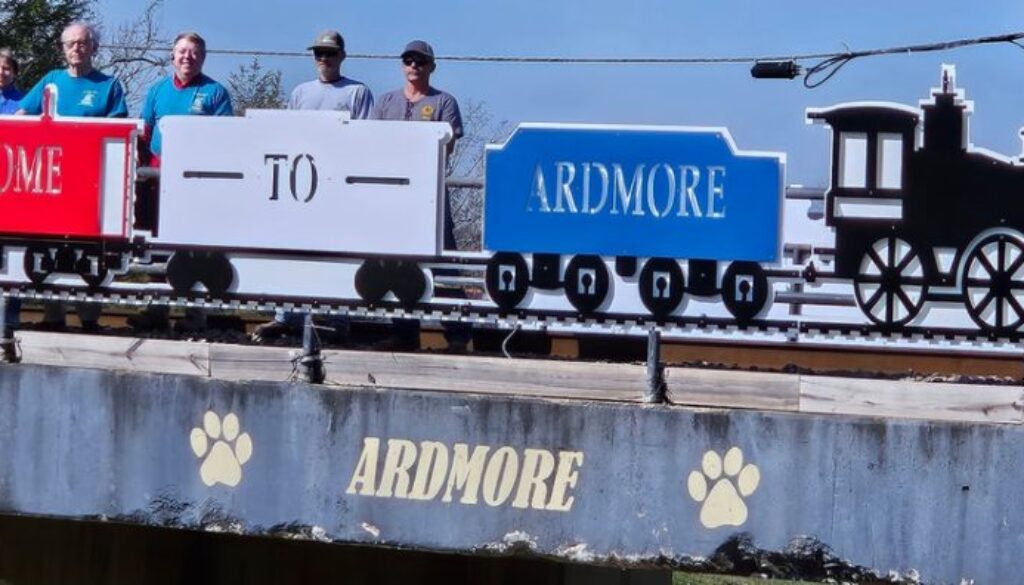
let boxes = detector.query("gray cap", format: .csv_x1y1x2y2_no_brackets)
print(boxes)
401,40,434,60
308,30,344,52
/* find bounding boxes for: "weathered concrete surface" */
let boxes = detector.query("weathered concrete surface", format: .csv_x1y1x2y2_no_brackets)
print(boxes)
0,364,1019,584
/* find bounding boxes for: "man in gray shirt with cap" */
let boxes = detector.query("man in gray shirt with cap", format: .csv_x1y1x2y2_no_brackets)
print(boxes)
372,40,469,352
289,30,373,117
253,30,374,343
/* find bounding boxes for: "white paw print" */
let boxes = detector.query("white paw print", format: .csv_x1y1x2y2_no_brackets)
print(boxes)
190,411,253,488
687,447,760,529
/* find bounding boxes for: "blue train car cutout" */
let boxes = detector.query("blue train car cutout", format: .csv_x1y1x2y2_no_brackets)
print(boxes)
484,124,785,321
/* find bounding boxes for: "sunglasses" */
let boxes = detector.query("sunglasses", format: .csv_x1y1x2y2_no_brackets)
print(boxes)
314,49,340,60
402,56,432,67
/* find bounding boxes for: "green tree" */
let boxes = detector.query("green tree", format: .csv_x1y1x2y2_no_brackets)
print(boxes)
0,0,93,88
227,57,284,115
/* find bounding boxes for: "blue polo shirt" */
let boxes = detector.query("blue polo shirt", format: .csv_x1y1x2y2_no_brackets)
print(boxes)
19,68,127,117
141,73,234,155
0,86,22,114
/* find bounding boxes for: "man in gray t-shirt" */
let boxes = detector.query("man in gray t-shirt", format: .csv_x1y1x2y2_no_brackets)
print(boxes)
254,30,374,343
288,29,373,118
371,40,470,352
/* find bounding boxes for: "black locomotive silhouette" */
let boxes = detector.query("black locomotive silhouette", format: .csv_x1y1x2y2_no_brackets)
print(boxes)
810,67,1024,335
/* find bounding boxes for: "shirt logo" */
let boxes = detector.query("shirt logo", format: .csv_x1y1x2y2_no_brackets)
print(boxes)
78,90,97,108
191,93,207,114
420,104,434,120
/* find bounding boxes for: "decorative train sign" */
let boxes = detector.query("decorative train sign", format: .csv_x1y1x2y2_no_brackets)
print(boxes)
1,66,1022,348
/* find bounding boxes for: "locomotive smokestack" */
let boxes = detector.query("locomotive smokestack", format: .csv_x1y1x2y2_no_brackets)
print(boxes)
940,64,956,94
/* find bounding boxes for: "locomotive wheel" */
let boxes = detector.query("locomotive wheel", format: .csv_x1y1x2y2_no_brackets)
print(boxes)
853,236,927,329
485,252,529,312
200,252,234,297
166,251,199,294
722,262,769,323
638,258,685,319
23,244,54,286
75,252,109,289
354,259,390,304
564,255,610,315
962,234,1024,335
391,260,428,307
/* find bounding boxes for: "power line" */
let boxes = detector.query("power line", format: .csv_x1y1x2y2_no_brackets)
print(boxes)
100,30,1024,87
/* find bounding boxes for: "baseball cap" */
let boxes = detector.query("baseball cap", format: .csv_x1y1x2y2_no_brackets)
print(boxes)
308,30,345,52
401,40,434,61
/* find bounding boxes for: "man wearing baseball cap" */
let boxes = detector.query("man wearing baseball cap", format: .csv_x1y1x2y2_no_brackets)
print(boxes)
288,30,374,117
253,30,375,343
371,40,468,352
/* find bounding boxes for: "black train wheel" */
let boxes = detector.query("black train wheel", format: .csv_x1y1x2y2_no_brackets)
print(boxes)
200,252,234,297
564,255,609,315
853,236,927,330
354,259,390,304
722,262,768,323
23,244,54,286
638,258,685,320
75,251,109,289
485,252,529,312
391,260,428,307
962,233,1024,335
166,251,199,294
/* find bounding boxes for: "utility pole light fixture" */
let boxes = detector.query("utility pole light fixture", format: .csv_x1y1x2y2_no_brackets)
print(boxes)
751,60,802,80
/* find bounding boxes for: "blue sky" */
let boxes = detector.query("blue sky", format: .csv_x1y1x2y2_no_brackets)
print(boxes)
94,0,1024,186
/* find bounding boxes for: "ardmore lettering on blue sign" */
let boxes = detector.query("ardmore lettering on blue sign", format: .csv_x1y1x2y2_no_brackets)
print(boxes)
484,124,785,262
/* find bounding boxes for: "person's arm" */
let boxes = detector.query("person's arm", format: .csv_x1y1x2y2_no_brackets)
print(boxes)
15,77,46,115
213,84,234,116
352,85,374,120
440,94,464,155
369,92,386,120
107,79,129,118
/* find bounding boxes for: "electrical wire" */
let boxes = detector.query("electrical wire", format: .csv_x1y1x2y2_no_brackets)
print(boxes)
100,30,1024,88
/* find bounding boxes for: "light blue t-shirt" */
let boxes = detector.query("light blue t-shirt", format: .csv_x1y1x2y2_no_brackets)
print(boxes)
19,69,127,117
288,76,373,118
141,73,234,155
0,86,22,114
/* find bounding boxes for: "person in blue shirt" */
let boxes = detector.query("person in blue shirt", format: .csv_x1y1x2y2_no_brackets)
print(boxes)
15,22,126,334
140,31,233,164
0,48,22,360
0,49,23,114
129,32,233,333
17,22,127,118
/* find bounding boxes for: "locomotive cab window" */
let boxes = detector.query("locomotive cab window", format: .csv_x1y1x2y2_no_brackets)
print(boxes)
838,132,868,189
876,133,903,190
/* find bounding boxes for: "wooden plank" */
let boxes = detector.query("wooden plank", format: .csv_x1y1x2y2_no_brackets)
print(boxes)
665,367,800,412
15,331,210,377
209,344,645,402
799,375,1024,425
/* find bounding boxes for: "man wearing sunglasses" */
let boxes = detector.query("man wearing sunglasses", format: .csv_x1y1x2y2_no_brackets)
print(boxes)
371,40,469,352
253,30,374,343
288,30,374,117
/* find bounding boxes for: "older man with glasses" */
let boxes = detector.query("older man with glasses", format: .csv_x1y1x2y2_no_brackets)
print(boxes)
16,21,127,333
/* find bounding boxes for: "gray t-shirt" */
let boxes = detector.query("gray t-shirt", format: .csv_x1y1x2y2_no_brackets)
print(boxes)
370,87,463,139
288,76,374,118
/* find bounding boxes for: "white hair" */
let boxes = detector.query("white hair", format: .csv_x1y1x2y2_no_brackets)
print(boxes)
62,21,101,50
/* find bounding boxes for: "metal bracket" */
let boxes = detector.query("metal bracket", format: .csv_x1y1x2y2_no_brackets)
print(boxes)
644,329,666,403
298,313,325,384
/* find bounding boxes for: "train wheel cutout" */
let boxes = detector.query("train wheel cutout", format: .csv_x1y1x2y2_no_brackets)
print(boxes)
564,255,610,315
485,253,529,312
355,259,390,304
391,260,428,308
75,252,109,289
853,236,927,329
962,234,1024,334
638,258,685,319
722,261,769,323
23,244,55,286
166,251,199,294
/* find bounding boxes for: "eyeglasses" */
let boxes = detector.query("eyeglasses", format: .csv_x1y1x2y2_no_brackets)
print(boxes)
402,56,432,67
62,40,91,49
314,49,340,60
